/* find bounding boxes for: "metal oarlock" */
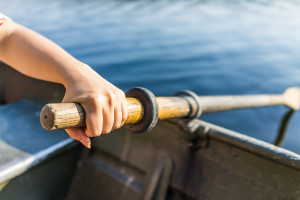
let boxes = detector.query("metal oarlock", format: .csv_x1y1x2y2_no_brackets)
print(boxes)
174,90,202,119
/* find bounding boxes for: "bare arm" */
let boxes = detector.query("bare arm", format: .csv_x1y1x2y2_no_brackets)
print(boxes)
0,20,127,148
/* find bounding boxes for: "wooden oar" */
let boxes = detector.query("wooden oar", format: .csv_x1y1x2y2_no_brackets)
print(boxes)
40,87,300,131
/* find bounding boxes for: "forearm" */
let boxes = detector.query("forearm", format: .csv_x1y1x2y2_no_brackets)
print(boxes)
0,20,86,87
0,20,127,148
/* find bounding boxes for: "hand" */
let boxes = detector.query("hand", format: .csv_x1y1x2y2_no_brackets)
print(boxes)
62,64,127,148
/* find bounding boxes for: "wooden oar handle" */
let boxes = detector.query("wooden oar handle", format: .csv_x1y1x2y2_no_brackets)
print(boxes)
40,96,193,131
41,98,142,131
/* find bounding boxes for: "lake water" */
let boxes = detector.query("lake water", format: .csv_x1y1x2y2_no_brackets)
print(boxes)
2,0,300,153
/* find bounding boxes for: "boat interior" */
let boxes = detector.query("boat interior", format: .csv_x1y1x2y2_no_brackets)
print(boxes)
0,62,299,200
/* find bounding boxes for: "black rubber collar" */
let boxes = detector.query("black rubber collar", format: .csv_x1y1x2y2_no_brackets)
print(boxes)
125,87,158,133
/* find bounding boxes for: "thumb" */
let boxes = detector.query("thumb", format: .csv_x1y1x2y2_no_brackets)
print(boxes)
65,128,91,149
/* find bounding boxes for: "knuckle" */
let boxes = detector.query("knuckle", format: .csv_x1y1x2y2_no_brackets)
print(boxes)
85,93,107,112
107,92,117,105
87,130,101,137
86,93,100,107
86,89,124,109
102,129,111,134
116,89,125,99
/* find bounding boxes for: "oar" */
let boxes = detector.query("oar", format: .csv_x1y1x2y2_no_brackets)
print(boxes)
40,87,300,131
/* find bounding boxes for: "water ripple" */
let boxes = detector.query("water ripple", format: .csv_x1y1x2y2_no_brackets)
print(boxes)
2,0,300,153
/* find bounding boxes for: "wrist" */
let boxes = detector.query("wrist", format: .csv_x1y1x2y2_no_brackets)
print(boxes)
62,62,98,88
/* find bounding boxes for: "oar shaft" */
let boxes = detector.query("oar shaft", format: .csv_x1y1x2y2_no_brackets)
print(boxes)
124,97,194,123
199,94,285,113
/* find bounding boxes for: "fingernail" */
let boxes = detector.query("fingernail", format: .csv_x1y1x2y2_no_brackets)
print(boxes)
121,121,126,127
86,142,91,149
80,140,91,149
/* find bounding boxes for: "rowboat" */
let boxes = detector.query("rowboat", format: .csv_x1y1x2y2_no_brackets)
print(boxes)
0,62,299,199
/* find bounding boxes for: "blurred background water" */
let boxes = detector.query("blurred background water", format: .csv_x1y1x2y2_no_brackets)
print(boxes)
2,0,300,153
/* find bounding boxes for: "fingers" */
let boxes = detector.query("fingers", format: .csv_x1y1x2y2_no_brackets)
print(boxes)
82,89,127,136
100,90,127,134
102,105,114,134
83,103,103,137
63,82,127,147
113,90,127,130
66,128,91,148
112,105,121,130
121,96,128,126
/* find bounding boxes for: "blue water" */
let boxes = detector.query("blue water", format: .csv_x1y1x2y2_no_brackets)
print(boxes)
2,0,300,153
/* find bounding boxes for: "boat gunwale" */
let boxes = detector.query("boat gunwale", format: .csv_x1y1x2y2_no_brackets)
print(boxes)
189,119,300,171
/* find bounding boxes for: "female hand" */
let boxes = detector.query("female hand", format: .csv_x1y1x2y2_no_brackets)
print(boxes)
62,64,127,148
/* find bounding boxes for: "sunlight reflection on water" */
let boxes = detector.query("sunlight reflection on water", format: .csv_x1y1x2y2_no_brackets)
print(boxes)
2,0,300,152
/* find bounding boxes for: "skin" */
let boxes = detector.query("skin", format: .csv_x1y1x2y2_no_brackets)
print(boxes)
0,20,127,148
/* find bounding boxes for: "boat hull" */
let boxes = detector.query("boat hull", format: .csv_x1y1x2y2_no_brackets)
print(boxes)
66,120,300,200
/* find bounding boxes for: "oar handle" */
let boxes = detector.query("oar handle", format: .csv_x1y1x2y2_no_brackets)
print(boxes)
40,96,193,131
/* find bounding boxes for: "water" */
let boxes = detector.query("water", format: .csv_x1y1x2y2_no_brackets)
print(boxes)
2,0,300,153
